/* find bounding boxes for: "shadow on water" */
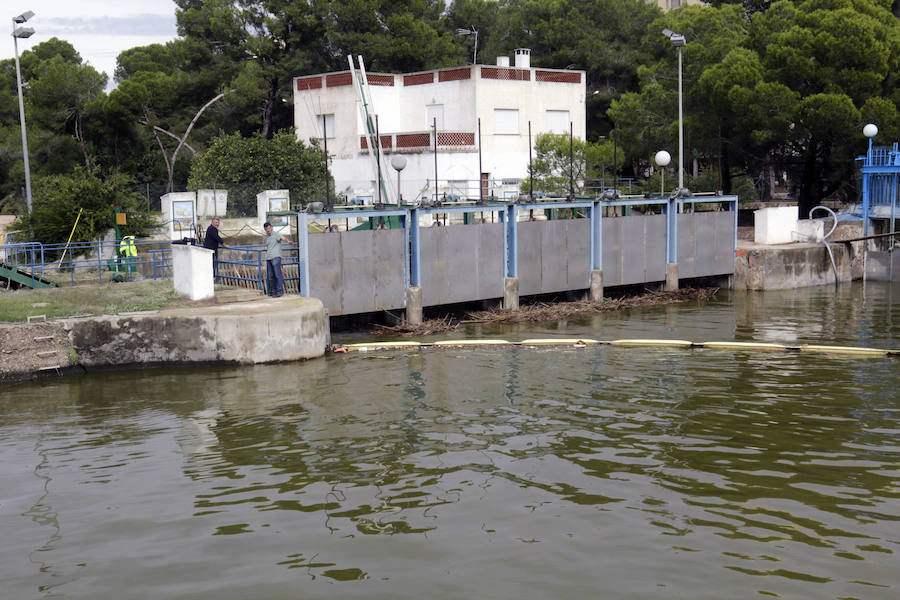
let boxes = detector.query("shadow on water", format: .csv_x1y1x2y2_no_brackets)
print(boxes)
1,281,898,599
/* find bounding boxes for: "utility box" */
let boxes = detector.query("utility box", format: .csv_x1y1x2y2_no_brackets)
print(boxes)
257,190,291,234
754,206,798,245
161,192,197,241
197,189,228,218
172,243,214,300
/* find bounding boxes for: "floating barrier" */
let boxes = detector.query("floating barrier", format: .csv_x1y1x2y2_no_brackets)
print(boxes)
701,341,789,351
336,338,899,357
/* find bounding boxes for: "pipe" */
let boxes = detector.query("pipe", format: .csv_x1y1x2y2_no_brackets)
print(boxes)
809,205,839,287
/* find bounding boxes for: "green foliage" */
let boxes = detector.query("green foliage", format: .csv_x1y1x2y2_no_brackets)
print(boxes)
527,133,622,196
188,130,329,214
11,168,157,253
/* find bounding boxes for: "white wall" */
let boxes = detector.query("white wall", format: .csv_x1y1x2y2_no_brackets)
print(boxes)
294,63,586,201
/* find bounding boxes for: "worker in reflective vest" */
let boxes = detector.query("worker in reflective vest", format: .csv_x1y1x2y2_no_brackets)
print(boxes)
119,235,138,258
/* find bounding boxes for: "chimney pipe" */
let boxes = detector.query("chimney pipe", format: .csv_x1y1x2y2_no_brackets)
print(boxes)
514,48,531,69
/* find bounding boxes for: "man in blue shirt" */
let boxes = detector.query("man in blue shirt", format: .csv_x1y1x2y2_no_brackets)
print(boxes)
264,221,291,297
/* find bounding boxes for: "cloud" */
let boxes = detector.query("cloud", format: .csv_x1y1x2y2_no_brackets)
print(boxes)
41,14,177,37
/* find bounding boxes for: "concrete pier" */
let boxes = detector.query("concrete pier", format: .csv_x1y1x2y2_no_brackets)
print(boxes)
406,286,423,325
665,263,679,291
504,277,519,310
1,296,327,383
590,269,604,302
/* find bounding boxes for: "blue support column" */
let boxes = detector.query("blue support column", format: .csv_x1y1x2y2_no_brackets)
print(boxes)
590,200,602,271
506,204,518,278
666,196,678,264
298,212,310,297
409,208,420,287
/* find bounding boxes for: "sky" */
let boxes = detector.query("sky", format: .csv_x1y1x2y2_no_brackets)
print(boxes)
4,0,179,85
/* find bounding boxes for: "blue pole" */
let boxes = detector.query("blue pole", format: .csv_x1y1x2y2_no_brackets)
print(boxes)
506,204,518,278
299,213,310,296
666,196,678,264
409,208,420,287
590,200,602,271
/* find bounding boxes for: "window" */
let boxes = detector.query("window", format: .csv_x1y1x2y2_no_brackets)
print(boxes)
494,109,519,134
317,113,335,139
545,110,570,134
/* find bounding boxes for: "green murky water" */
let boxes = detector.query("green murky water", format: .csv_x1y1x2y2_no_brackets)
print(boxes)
2,283,898,599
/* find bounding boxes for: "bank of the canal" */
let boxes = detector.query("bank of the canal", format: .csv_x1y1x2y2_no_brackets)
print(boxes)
0,295,327,383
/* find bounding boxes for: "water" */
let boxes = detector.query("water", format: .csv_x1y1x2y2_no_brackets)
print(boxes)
2,283,899,599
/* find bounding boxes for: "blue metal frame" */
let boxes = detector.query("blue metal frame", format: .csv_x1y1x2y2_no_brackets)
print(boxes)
860,141,900,238
6,196,740,296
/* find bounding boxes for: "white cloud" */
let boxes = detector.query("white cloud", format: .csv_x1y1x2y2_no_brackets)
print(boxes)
3,0,179,86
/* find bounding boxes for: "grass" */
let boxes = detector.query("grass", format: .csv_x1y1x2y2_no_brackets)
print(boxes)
0,280,194,323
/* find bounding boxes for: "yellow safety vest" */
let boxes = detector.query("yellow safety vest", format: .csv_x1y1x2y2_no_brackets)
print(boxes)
119,235,138,257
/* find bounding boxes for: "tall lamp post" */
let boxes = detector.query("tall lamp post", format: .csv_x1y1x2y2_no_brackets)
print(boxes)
12,10,35,215
662,28,688,198
456,27,478,64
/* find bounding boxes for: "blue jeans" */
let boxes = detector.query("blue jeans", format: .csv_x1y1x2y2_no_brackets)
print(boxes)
266,257,284,296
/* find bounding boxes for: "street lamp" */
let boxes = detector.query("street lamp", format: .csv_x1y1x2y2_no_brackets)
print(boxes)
655,150,671,196
12,10,35,215
662,28,688,199
456,27,478,64
862,123,878,239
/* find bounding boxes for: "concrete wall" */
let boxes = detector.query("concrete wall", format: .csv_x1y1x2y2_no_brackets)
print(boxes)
733,243,860,290
0,297,327,383
865,251,900,281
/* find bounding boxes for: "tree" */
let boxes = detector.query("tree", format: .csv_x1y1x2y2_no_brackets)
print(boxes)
10,168,156,253
527,133,620,196
188,130,329,214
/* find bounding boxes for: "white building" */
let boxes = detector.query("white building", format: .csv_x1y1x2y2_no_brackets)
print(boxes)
293,49,586,203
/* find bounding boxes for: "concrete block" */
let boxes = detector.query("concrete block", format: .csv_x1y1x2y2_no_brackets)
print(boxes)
503,277,519,310
794,219,824,242
754,206,798,245
665,263,679,291
590,269,604,302
406,286,423,325
172,244,214,300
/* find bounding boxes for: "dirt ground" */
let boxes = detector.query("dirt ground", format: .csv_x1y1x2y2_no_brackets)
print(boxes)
0,320,74,382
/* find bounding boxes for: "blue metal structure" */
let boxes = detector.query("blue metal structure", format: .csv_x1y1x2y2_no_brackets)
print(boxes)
4,195,738,309
859,141,900,238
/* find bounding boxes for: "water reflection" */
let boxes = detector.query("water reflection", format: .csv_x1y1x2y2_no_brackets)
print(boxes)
1,282,898,599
